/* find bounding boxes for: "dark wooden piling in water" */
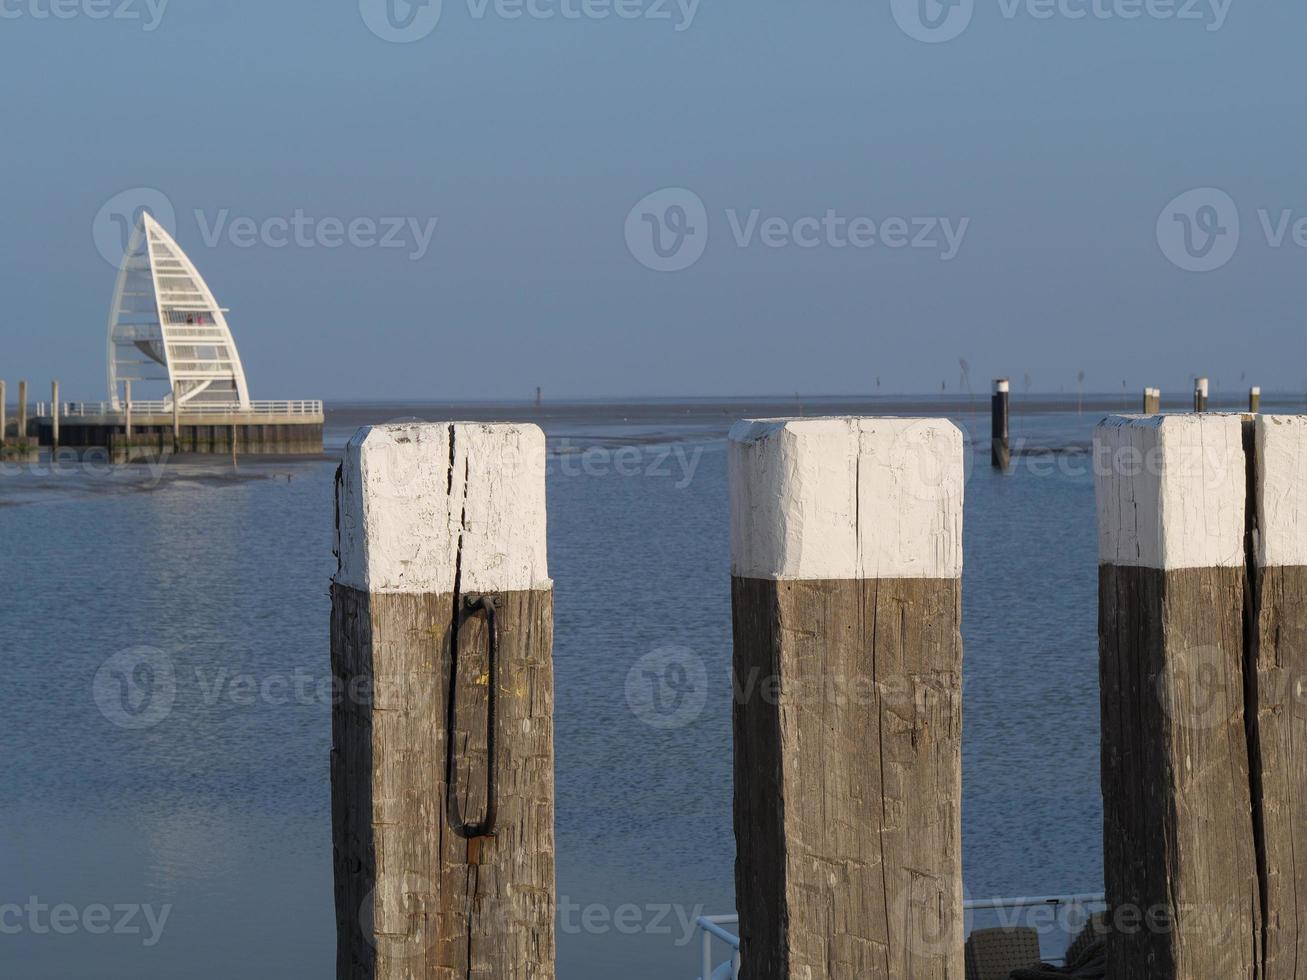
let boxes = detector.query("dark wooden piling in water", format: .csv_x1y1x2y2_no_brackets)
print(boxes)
0,379,6,442
331,422,555,980
17,380,27,437
50,380,59,453
729,418,964,979
991,378,1010,470
1095,415,1260,978
1194,377,1209,412
1250,386,1262,414
1142,387,1160,414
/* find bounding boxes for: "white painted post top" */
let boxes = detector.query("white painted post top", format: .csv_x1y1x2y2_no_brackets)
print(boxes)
1196,378,1210,396
335,422,550,594
1256,415,1307,568
994,380,1010,394
729,417,964,581
1094,414,1245,570
1252,386,1262,396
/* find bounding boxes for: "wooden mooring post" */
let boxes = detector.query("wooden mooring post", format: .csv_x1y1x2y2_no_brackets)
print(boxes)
1251,415,1307,977
1142,387,1160,414
1250,386,1262,414
50,380,59,453
729,417,964,979
17,380,27,438
991,378,1010,470
1095,414,1259,978
1194,377,1209,412
331,422,555,980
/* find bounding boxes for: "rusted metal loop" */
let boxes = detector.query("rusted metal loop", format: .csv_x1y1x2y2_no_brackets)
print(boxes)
446,594,501,839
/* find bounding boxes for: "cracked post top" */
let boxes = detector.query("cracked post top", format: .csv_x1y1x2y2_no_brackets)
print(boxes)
728,416,964,581
335,422,550,595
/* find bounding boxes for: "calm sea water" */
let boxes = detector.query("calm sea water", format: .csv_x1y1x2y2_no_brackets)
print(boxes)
1,394,1284,978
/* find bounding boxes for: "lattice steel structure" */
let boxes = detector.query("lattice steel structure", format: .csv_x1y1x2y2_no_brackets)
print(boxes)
107,212,251,410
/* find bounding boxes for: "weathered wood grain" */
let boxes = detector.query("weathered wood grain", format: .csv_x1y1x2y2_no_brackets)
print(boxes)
732,575,964,980
1098,564,1260,980
1253,565,1307,978
332,585,555,980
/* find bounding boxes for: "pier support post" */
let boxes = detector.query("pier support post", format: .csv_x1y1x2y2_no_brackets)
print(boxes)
50,380,59,453
1094,414,1259,979
1142,387,1160,415
172,397,180,453
331,422,555,980
1194,377,1209,413
991,379,1010,470
1250,415,1307,978
18,380,27,439
1250,386,1262,414
729,417,964,980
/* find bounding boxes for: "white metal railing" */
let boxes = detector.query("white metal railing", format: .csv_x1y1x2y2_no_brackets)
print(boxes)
49,400,324,418
694,893,1107,980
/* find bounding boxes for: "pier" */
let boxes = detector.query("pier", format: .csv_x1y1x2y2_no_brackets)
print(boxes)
31,399,324,459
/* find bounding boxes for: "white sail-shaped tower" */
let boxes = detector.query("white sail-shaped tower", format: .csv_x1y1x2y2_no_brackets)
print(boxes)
107,212,251,410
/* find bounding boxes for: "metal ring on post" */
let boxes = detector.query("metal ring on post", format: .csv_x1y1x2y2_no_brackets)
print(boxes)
446,594,500,839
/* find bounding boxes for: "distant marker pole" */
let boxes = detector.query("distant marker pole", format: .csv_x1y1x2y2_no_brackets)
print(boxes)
50,380,59,453
332,422,556,979
1195,377,1210,413
730,417,965,979
1095,414,1258,978
991,379,1011,470
1250,386,1262,414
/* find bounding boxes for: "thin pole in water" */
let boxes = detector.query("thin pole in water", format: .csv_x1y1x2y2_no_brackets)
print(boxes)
992,379,1010,471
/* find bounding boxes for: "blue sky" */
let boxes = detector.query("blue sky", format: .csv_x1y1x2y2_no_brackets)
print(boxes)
1,0,1304,400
